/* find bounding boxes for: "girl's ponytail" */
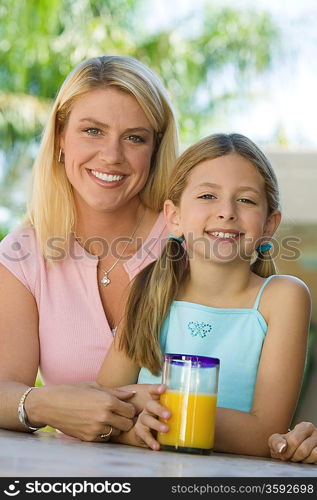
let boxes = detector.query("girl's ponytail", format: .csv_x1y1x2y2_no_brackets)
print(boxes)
251,248,277,278
118,238,188,375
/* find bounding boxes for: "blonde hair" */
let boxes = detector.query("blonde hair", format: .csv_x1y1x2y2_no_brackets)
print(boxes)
25,56,179,257
119,133,280,374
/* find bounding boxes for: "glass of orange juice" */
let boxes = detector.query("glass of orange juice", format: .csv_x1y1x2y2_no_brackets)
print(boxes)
157,353,220,455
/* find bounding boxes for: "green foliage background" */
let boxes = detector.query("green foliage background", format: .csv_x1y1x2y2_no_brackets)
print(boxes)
0,0,279,225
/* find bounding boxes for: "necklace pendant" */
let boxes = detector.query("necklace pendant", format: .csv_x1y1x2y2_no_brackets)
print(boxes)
101,272,111,286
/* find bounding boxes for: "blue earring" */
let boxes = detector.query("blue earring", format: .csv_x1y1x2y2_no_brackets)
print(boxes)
168,234,184,243
256,242,272,253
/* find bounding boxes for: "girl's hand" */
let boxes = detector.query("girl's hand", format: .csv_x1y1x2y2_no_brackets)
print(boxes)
133,384,171,450
119,383,163,415
268,422,317,463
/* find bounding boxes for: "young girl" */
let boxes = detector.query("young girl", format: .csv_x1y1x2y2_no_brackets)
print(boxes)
97,133,311,457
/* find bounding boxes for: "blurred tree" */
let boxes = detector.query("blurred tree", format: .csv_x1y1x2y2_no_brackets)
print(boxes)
0,0,279,224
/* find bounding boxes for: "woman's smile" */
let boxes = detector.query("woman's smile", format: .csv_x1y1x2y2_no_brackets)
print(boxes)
86,168,126,188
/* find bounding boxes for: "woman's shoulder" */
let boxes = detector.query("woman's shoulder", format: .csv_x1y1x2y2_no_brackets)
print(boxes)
125,210,167,278
0,225,39,256
145,209,166,236
1,225,36,238
0,226,42,294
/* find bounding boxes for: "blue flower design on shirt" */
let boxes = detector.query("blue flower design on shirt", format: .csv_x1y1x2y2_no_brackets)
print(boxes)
188,321,212,339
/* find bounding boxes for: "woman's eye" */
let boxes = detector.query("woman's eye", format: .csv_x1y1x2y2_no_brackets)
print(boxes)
239,198,256,204
127,135,145,143
84,128,102,136
198,194,216,200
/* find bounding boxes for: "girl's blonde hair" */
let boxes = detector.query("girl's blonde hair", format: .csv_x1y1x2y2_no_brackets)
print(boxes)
119,133,280,374
25,55,179,257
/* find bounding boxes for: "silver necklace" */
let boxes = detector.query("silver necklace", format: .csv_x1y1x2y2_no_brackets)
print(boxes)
99,207,146,287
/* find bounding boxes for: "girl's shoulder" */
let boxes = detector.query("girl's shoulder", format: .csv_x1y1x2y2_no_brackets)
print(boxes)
266,274,310,294
262,274,311,317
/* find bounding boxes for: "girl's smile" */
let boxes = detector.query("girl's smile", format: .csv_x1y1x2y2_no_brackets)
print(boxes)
204,227,244,241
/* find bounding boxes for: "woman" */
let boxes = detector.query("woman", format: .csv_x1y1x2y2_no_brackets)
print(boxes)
0,55,178,441
0,55,314,462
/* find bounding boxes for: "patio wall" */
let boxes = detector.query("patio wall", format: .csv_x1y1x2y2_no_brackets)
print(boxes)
264,149,317,425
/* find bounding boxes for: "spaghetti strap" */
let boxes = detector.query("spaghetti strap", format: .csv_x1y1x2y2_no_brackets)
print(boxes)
253,275,277,310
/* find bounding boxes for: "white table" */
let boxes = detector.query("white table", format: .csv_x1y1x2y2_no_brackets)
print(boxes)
0,429,316,477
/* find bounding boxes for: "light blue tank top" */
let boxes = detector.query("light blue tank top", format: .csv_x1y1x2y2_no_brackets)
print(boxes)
138,275,276,412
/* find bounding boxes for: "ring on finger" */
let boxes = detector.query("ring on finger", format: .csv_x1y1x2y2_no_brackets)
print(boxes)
99,426,113,440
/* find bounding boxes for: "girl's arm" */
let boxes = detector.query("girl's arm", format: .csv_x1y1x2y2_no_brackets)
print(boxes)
97,331,140,388
97,331,156,415
213,276,311,457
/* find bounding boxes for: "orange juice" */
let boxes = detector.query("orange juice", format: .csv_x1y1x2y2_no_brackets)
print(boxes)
157,390,217,451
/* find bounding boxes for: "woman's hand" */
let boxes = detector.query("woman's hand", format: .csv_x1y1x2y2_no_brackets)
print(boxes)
133,384,170,450
268,422,317,463
27,382,136,442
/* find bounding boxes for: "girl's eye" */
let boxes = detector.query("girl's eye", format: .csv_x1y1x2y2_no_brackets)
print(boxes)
127,135,145,143
239,198,256,204
84,128,102,136
198,194,216,200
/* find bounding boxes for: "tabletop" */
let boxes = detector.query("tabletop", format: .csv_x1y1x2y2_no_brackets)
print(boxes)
0,429,316,477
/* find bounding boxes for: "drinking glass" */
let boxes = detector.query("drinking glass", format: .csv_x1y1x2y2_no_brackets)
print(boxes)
157,353,220,455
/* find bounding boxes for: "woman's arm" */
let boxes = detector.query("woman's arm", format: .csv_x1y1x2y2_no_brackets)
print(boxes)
213,276,311,456
0,263,43,431
0,265,135,441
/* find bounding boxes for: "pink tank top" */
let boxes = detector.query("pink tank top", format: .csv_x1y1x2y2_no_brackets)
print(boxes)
0,213,167,384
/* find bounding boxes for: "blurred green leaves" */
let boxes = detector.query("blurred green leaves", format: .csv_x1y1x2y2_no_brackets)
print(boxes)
0,93,51,148
0,0,279,137
0,0,279,225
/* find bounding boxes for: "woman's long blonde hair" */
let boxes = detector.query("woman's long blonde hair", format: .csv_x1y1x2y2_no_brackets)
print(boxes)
119,133,280,374
25,56,179,257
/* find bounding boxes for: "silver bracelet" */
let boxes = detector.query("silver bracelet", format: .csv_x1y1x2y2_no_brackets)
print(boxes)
17,387,44,432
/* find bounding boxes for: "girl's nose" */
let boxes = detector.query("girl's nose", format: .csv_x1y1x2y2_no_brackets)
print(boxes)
217,213,236,220
216,201,237,221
